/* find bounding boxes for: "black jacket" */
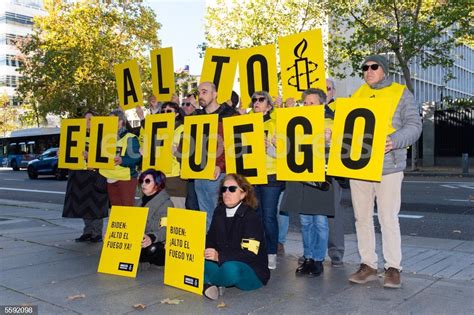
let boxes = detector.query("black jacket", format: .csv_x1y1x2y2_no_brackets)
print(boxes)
206,203,270,285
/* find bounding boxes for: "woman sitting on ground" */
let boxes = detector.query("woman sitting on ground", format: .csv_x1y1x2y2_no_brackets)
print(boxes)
203,174,270,300
137,169,174,266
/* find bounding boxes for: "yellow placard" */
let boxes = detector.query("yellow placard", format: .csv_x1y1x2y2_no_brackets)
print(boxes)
98,206,149,278
114,59,143,111
238,44,279,109
141,113,175,174
200,48,237,104
151,47,175,102
326,98,389,181
278,29,327,101
87,116,118,170
164,207,206,295
223,113,267,184
58,118,86,170
275,106,326,181
180,114,218,180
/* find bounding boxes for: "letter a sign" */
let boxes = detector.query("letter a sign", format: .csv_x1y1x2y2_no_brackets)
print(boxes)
114,59,143,111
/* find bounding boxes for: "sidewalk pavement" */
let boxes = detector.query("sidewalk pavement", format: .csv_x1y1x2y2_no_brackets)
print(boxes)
404,165,473,177
1,199,473,314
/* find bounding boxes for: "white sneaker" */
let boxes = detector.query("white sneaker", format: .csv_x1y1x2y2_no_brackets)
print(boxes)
268,254,277,270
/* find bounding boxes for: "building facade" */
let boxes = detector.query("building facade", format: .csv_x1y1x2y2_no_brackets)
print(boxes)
0,0,45,106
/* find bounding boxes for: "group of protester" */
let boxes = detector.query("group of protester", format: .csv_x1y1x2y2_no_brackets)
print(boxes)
62,54,421,299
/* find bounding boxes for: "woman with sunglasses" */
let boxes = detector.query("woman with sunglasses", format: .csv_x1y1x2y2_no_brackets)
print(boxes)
203,174,270,300
247,91,285,270
279,88,335,278
158,102,187,209
137,169,173,267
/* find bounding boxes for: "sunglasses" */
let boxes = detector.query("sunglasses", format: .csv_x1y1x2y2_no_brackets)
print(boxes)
362,64,380,72
252,96,266,104
327,87,332,91
220,185,240,193
181,102,193,107
163,109,175,113
139,178,152,185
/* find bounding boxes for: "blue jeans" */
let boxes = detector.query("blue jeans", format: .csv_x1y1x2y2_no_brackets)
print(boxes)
299,214,329,261
205,261,263,291
195,173,225,232
255,184,283,254
185,180,200,210
277,190,289,244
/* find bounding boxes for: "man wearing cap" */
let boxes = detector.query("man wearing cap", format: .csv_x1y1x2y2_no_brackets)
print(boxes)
348,55,421,288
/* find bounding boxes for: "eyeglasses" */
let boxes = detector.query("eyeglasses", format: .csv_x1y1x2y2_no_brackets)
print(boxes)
362,64,380,72
163,109,175,113
251,96,266,104
139,178,152,185
181,102,193,107
220,185,240,193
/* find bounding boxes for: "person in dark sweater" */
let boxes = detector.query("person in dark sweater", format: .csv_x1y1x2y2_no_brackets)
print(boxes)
203,174,270,300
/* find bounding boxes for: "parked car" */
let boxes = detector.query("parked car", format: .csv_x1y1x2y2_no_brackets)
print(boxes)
27,148,67,180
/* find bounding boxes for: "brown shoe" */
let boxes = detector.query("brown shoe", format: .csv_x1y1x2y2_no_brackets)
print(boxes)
349,264,378,284
384,267,401,288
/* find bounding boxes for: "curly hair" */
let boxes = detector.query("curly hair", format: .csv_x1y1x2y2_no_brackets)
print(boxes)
217,173,258,209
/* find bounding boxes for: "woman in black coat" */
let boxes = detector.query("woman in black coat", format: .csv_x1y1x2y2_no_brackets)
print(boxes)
203,174,270,300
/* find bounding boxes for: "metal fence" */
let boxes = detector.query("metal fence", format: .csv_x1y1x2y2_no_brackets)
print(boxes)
435,107,474,156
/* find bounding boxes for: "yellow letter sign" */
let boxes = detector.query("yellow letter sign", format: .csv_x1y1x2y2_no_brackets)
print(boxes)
200,48,237,104
180,114,219,180
114,59,143,110
87,116,117,170
275,106,326,181
279,29,327,101
141,112,175,175
326,98,389,181
223,113,267,184
151,47,175,102
238,44,279,109
58,118,86,170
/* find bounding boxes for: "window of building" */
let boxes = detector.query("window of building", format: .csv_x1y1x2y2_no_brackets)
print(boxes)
0,75,20,87
0,33,26,45
0,12,34,25
0,54,23,67
10,0,43,9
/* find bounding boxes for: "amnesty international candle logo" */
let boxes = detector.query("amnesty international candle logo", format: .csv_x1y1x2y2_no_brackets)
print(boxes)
98,206,149,278
287,39,319,91
279,29,327,101
164,208,206,295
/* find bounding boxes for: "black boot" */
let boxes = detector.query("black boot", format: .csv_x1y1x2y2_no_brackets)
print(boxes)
307,260,324,277
296,258,315,275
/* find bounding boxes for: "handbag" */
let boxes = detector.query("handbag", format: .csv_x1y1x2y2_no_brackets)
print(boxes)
302,180,331,191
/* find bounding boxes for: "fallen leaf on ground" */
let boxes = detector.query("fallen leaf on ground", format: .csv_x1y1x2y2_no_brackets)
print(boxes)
453,230,462,233
217,302,227,309
160,298,183,305
67,294,85,301
133,304,146,310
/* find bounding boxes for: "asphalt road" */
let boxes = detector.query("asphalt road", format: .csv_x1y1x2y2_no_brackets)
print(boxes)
0,168,473,240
